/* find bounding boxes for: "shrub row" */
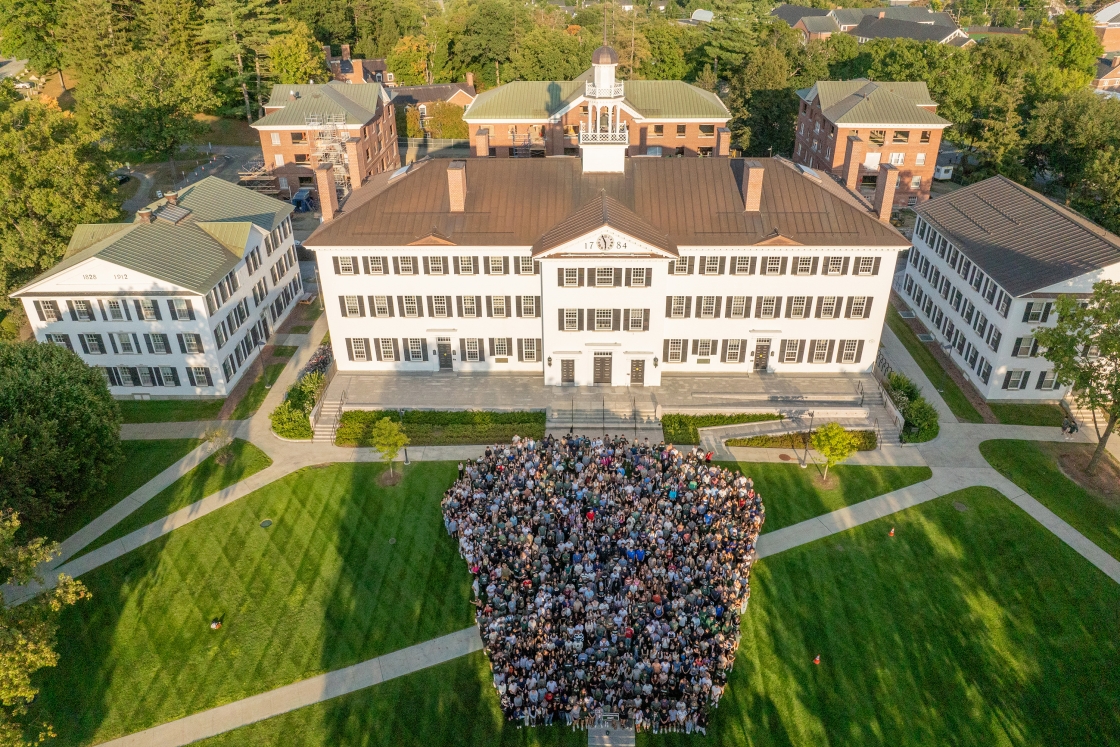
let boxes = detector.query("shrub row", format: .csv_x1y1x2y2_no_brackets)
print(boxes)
726,429,877,451
661,413,783,445
335,410,546,447
269,371,327,440
884,371,940,443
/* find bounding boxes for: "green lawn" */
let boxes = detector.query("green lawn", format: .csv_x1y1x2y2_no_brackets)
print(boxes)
21,440,202,544
336,410,546,447
75,439,272,558
289,325,313,334
981,439,1120,562
886,305,983,423
28,461,473,747
650,487,1120,745
230,363,287,420
272,345,298,358
721,462,931,533
198,487,1120,747
118,398,224,424
989,403,1066,427
662,413,783,445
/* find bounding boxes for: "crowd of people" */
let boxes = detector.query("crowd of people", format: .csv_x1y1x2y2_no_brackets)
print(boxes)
441,433,765,733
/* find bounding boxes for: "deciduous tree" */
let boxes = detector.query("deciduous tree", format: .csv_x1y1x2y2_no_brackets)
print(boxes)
0,0,64,90
268,21,329,85
426,101,469,139
370,417,409,476
509,26,587,82
811,422,857,481
388,34,431,85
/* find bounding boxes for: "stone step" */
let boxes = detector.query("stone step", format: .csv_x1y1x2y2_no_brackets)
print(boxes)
587,726,636,747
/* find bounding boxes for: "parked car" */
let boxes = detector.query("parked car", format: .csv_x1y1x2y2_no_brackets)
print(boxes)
113,174,131,185
155,190,164,198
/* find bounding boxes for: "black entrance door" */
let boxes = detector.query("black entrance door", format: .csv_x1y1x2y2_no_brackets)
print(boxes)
630,359,644,386
754,340,770,371
593,353,613,384
561,359,575,383
437,342,453,369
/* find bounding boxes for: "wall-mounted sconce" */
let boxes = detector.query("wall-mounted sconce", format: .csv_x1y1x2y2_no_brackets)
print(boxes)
547,356,552,367
652,357,659,367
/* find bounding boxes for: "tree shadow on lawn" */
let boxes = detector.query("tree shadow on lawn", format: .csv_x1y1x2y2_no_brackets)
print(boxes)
645,487,1120,746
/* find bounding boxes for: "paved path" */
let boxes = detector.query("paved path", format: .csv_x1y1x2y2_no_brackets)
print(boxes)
881,326,957,421
96,627,483,747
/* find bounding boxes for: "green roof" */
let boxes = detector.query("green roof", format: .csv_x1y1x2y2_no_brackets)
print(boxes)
464,77,729,121
798,79,950,126
13,177,293,296
254,82,385,127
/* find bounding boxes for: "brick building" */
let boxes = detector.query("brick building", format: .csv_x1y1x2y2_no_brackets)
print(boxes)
322,44,392,85
1095,1,1120,53
462,46,731,159
792,79,950,210
248,82,400,203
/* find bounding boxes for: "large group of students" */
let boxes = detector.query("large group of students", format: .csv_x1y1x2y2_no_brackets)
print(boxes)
441,433,765,733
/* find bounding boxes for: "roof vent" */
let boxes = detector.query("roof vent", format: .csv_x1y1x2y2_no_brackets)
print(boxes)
289,90,298,100
137,208,154,224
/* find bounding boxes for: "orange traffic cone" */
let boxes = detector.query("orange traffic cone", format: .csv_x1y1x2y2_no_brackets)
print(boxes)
813,655,820,665
889,527,895,537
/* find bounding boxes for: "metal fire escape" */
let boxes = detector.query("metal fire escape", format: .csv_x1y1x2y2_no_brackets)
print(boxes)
307,113,351,197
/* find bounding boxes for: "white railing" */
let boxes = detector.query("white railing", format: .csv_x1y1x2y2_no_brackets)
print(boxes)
580,123,629,144
585,80,624,98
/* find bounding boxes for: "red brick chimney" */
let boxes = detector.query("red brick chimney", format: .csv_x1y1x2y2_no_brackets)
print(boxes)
341,44,351,61
744,163,765,212
872,163,897,222
466,72,475,88
844,135,865,192
315,164,339,222
447,160,467,212
472,128,490,158
715,127,731,157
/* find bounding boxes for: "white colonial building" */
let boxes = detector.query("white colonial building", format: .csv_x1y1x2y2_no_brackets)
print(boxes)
11,178,304,398
903,176,1120,400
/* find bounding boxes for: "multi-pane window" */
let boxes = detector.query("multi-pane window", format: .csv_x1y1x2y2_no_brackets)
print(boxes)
494,338,509,357
726,339,741,362
889,152,905,166
820,296,838,318
729,297,747,318
429,257,445,275
191,367,212,386
595,309,612,331
760,297,777,319
183,333,204,353
790,297,808,319
699,296,716,318
840,340,858,363
151,334,170,354
465,338,480,361
519,257,534,274
734,257,751,274
631,268,647,287
825,257,843,275
40,301,61,322
629,309,644,329
368,257,385,274
523,338,538,361
344,296,361,317
409,338,424,360
115,333,137,354
812,339,828,363
1007,370,1029,390
697,339,715,357
352,338,369,361
46,334,70,348
158,366,177,385
399,257,415,275
338,256,356,274
795,257,813,275
489,256,504,274
140,299,160,320
403,296,419,317
857,257,875,275
703,257,719,275
668,339,683,363
850,296,867,319
564,268,579,287
137,367,155,387
1037,371,1060,390
492,296,507,318
521,296,536,317
596,268,614,287
1026,304,1044,323
459,256,475,275
564,309,578,331
106,300,126,320
672,259,688,275
910,176,922,190
463,296,477,317
82,334,106,354
764,257,781,275
670,296,687,318
373,296,390,317
433,296,448,317
72,300,95,321
782,340,799,363
380,339,396,361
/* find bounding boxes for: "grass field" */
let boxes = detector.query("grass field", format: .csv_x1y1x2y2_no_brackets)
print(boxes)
195,487,1120,746
230,363,287,420
980,439,1120,562
335,411,546,447
886,305,983,423
75,439,272,558
726,430,877,451
722,462,932,533
28,461,473,747
21,440,202,544
989,403,1066,427
661,413,783,445
118,398,225,424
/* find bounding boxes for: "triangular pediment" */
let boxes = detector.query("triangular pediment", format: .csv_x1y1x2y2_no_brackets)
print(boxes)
532,192,677,258
754,232,803,246
408,231,457,246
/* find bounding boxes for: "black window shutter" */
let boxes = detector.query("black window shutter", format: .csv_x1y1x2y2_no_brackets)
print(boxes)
167,300,178,320
718,256,726,275
517,338,524,361
720,340,728,363
534,296,541,316
483,257,490,274
815,297,823,318
78,334,90,354
784,298,793,318
612,309,621,331
333,256,341,274
1002,372,1012,389
458,338,465,360
865,297,874,317
339,296,348,317
504,296,511,316
810,257,819,275
841,257,850,275
488,338,495,356
33,301,46,321
749,257,757,275
578,309,585,331
144,334,154,354
391,338,400,361
558,308,565,331
169,368,181,386
665,296,672,316
60,334,73,351
513,258,520,275
622,309,630,331
1036,373,1046,390
578,268,585,286
624,268,631,287
686,256,695,274
684,297,692,317
845,297,854,318
404,340,412,361
855,340,865,363
397,296,405,316
663,339,670,362
363,256,371,274
477,338,486,361
642,310,649,331
422,342,428,361
557,268,564,286
1041,302,1053,322
872,257,881,275
826,340,835,363
66,300,79,321
204,369,214,386
725,297,733,318
779,257,788,275
108,334,118,354
375,339,384,361
1021,303,1033,322
534,261,540,274
713,297,722,317
151,301,161,320
681,340,688,362
614,267,622,287
186,299,195,320
475,296,482,315
691,339,699,355
457,296,464,317
515,296,522,317
486,296,493,317
346,338,355,361
357,296,367,317
454,257,461,274
177,333,186,353
423,257,430,274
427,296,434,317
755,297,763,317
187,367,197,386
796,340,805,363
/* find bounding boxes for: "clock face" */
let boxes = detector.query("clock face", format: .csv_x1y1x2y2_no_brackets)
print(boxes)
597,233,614,252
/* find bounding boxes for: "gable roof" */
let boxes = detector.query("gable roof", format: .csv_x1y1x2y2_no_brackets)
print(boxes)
850,16,964,43
304,157,908,250
771,4,829,25
389,83,476,108
463,78,729,122
533,192,677,256
12,177,293,296
798,79,950,127
915,176,1120,296
254,82,385,127
1096,1,1120,23
800,16,841,33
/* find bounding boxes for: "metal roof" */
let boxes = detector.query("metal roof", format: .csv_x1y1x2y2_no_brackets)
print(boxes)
533,192,677,256
850,16,963,43
799,80,950,126
255,82,385,127
800,16,841,33
770,4,829,25
915,176,1120,296
305,157,908,250
389,83,476,108
464,79,729,122
13,177,293,296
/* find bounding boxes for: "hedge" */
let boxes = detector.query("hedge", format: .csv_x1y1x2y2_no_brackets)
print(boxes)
727,429,877,451
661,413,783,445
269,371,327,440
335,410,546,447
883,371,940,443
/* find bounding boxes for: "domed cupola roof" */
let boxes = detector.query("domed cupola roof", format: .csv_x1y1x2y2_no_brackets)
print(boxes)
592,45,619,65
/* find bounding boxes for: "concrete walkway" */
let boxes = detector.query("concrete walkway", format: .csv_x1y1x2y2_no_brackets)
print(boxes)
880,326,957,421
96,626,483,747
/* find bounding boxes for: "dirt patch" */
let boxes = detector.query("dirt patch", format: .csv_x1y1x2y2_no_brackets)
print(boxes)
378,470,403,487
1042,442,1120,508
214,448,235,466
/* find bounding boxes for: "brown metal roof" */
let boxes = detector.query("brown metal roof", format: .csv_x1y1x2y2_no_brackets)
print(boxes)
305,157,908,249
916,176,1120,296
532,192,677,256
